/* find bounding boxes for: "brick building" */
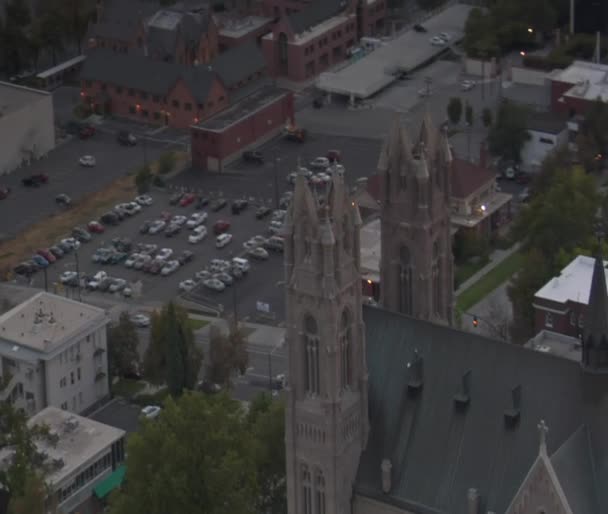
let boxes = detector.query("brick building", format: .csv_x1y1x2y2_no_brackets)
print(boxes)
217,15,274,51
550,60,608,117
532,254,600,338
191,83,294,171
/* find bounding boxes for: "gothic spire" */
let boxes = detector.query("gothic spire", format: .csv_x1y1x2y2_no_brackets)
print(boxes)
418,111,438,157
378,113,412,173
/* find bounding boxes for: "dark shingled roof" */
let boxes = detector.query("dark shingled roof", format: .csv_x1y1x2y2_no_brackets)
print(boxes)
146,8,211,60
357,305,608,514
89,0,160,41
210,41,267,89
287,0,347,34
80,49,216,103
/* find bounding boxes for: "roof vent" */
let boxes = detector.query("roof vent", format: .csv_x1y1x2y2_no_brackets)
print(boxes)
407,350,423,394
453,370,471,409
504,385,521,428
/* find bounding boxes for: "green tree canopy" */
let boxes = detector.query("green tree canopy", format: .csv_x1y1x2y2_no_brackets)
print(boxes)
488,100,530,164
109,393,259,514
576,99,608,173
207,323,249,387
108,311,140,378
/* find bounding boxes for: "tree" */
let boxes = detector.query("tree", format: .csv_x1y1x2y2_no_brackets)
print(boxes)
134,165,152,194
247,393,286,514
207,323,249,387
447,97,463,125
482,107,493,128
8,473,59,514
488,100,530,163
34,10,65,66
108,393,258,514
576,99,608,173
4,0,31,27
465,102,474,127
157,151,176,175
59,0,94,54
143,303,202,393
107,311,140,378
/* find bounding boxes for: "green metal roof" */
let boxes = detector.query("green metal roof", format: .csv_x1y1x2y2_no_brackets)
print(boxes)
93,465,126,499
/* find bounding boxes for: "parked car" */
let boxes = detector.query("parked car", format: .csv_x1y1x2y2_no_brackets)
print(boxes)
148,220,166,234
171,215,187,226
109,278,127,293
189,225,208,243
310,156,330,169
438,32,451,42
326,149,341,163
87,221,105,233
117,131,137,146
213,220,231,234
243,151,264,164
100,212,120,226
186,212,207,228
231,199,249,214
31,254,50,268
0,185,11,199
169,192,184,205
215,272,234,286
135,194,153,206
139,220,153,234
37,248,56,263
55,194,71,206
179,193,196,207
131,314,151,327
125,253,141,268
112,237,132,252
461,79,476,91
60,237,80,250
178,250,194,265
22,173,48,187
79,125,96,139
248,247,269,260
49,246,65,259
519,187,531,203
72,227,92,242
515,172,531,185
157,248,173,260
413,23,427,33
179,279,197,292
256,206,272,219
195,196,209,209
216,233,233,248
141,405,161,419
203,278,225,292
430,36,446,45
264,235,285,252
79,155,96,167
13,261,37,276
161,260,180,276
60,270,78,284
210,198,227,212
165,224,181,237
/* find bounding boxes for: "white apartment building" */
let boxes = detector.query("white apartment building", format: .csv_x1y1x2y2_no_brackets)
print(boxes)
0,292,110,416
0,406,126,514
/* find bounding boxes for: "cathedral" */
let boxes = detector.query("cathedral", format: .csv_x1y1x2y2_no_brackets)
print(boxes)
282,115,608,514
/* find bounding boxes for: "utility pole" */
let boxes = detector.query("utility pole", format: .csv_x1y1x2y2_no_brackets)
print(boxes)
273,157,280,210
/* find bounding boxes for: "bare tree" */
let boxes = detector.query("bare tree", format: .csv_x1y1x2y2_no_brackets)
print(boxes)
484,296,512,342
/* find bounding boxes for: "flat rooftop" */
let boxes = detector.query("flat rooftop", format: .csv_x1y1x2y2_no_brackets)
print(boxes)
218,15,272,38
551,60,608,102
525,329,581,362
535,255,604,305
193,84,289,132
316,4,473,98
0,81,51,117
0,292,107,356
29,406,124,485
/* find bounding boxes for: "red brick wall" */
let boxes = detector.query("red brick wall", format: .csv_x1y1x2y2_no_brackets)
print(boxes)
359,0,386,37
191,92,294,169
533,298,586,337
551,80,576,114
81,76,229,129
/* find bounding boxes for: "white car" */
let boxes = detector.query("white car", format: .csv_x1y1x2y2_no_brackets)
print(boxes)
195,269,211,281
268,221,283,235
209,259,231,273
148,220,166,234
125,253,141,267
179,279,197,292
157,248,173,260
59,271,78,284
141,405,161,419
135,195,153,206
161,260,180,276
109,278,127,293
272,210,286,221
60,237,81,250
248,247,269,260
251,235,267,246
243,240,257,251
214,272,234,286
171,215,187,226
232,257,250,273
188,226,208,244
186,212,207,228
310,157,330,169
216,233,233,248
125,202,142,214
79,155,96,167
430,36,446,46
131,313,150,327
438,32,451,42
317,172,332,183
204,278,226,292
461,79,476,91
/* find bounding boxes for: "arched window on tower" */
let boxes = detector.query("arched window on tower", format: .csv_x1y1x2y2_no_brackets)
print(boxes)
399,246,413,316
303,315,320,396
432,241,440,316
301,464,312,514
339,310,352,391
315,470,326,514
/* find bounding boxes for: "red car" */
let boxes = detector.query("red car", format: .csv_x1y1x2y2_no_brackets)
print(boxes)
0,185,10,199
87,220,105,233
36,248,56,263
179,193,196,207
213,220,231,235
79,125,96,139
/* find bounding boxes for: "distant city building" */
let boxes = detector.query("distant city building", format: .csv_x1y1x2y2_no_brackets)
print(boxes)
0,407,126,514
520,112,569,173
550,60,608,117
217,14,274,51
0,82,55,176
0,292,110,416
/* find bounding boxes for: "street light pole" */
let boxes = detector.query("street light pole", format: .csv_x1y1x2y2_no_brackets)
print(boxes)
273,157,280,210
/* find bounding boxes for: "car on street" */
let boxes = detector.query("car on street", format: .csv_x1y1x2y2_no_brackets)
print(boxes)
135,194,153,206
179,193,196,207
213,220,231,234
204,278,225,292
56,193,72,206
310,156,330,169
186,212,207,228
216,233,233,248
179,279,197,292
438,32,451,42
148,220,166,234
79,125,96,139
243,150,264,164
189,225,208,243
165,224,181,237
87,221,105,233
231,199,249,214
79,155,96,167
22,173,48,187
256,206,272,219
0,185,11,199
131,313,151,327
161,260,180,276
461,79,476,91
117,131,137,146
210,198,227,212
169,192,184,205
248,247,269,260
413,23,427,32
87,271,108,290
519,187,531,203
515,171,531,185
109,278,127,293
157,248,173,260
59,271,78,285
141,405,161,419
429,36,446,45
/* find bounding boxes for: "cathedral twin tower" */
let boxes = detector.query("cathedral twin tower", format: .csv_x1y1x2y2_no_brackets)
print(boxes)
283,114,454,514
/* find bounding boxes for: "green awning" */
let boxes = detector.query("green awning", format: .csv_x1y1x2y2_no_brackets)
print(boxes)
93,465,126,499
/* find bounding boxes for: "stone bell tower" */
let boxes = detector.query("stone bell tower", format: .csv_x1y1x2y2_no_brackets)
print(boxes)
283,167,369,514
378,113,454,324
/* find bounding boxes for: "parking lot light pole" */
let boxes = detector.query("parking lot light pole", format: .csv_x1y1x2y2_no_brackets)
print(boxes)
273,157,280,210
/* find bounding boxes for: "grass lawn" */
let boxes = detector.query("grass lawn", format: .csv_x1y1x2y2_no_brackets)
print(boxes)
187,317,210,331
112,379,146,398
456,251,524,313
454,256,490,289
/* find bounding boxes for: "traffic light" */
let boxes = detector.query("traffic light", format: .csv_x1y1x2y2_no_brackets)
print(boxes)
472,316,479,328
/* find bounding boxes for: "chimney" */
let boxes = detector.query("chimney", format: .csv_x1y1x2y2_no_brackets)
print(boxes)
467,488,480,514
381,459,392,493
479,141,488,169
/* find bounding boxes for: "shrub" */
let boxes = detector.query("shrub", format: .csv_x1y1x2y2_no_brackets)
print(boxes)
158,151,176,175
135,165,152,194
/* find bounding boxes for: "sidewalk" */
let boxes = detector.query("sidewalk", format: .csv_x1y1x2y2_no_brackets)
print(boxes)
455,242,521,296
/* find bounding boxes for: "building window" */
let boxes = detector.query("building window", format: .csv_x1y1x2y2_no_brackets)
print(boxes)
77,368,81,381
207,101,214,108
79,392,83,405
219,96,225,102
70,372,74,385
545,312,553,328
128,88,135,96
303,315,320,396
570,311,576,326
60,377,66,388
142,109,149,117
315,470,326,514
172,99,180,108
399,246,413,316
432,241,441,316
579,314,584,328
185,102,192,111
115,86,122,94
539,137,553,145
339,311,352,390
302,465,312,514
197,103,204,110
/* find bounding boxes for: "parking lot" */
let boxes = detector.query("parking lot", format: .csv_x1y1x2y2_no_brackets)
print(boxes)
26,189,287,321
0,131,173,240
